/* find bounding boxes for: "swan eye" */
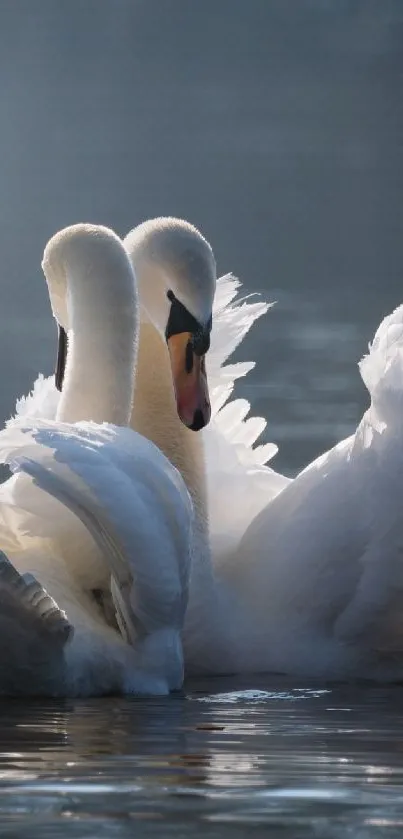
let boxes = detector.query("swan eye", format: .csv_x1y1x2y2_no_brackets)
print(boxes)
165,290,212,354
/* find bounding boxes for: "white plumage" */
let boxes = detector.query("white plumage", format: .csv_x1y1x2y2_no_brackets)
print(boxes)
224,303,403,680
0,224,193,696
0,417,192,694
4,215,403,686
204,273,290,562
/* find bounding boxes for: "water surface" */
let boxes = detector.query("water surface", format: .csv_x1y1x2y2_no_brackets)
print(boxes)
1,679,403,837
0,1,402,835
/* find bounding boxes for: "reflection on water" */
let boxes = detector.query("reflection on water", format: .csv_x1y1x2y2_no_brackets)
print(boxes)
1,679,403,837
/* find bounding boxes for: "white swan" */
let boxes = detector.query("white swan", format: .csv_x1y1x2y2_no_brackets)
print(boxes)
123,219,289,668
228,303,403,680
0,224,192,696
122,219,403,680
11,217,403,682
7,217,289,676
124,219,288,561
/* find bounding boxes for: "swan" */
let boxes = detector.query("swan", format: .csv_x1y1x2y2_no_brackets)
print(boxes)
123,219,289,668
10,217,403,681
123,219,403,680
226,302,403,680
0,224,192,696
124,219,288,560
7,217,289,676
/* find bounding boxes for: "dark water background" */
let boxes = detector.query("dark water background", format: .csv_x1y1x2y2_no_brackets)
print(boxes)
0,1,403,835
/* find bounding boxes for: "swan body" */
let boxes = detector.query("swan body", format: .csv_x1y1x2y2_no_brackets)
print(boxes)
124,221,403,679
123,220,289,667
9,219,291,676
0,417,191,695
12,220,285,668
224,302,403,680
17,216,402,683
0,224,192,695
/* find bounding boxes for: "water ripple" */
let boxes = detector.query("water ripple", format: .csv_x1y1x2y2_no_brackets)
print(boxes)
0,678,400,836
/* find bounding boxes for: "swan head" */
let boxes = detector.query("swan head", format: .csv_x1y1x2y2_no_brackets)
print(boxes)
124,218,216,431
42,223,137,391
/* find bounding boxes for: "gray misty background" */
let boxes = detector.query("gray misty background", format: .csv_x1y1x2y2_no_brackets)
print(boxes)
0,0,402,475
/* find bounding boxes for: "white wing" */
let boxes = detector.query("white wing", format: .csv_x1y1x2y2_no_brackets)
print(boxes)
205,274,290,563
0,418,193,689
227,303,403,680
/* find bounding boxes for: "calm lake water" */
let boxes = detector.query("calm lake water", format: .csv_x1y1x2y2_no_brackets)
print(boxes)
2,679,403,838
0,0,403,835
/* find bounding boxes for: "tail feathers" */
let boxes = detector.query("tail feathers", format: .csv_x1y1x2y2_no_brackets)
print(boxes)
0,550,71,696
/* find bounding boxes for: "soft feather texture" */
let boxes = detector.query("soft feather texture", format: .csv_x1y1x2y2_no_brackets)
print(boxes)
9,269,285,679
204,274,290,561
0,418,192,694
226,303,403,680
12,273,288,562
14,373,60,421
9,265,403,680
0,223,193,695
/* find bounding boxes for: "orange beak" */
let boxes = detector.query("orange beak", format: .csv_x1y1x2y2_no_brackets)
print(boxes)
167,332,211,431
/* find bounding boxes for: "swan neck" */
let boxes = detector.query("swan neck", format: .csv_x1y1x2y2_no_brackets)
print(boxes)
131,319,219,671
56,268,137,425
130,322,208,542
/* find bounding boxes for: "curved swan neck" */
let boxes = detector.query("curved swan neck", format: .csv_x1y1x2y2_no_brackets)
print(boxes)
56,248,137,426
130,322,222,670
130,321,208,534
